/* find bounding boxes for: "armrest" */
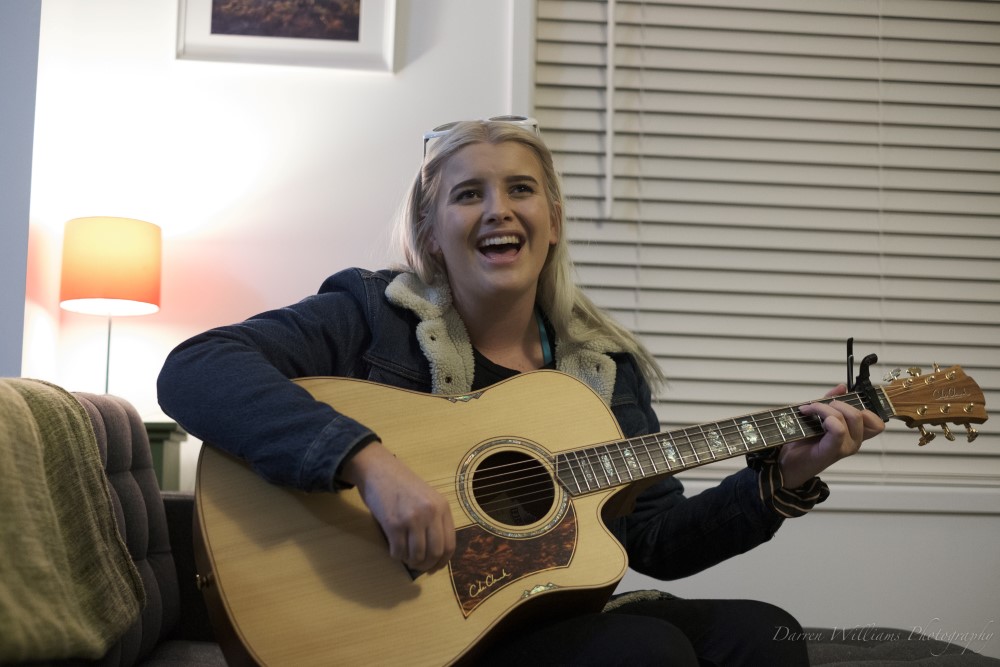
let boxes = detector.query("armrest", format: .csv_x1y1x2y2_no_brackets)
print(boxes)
162,491,216,642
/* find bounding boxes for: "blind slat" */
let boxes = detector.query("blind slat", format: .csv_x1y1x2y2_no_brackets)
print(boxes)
536,0,1000,485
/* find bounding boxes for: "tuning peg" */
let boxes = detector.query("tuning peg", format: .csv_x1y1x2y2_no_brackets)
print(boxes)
941,424,956,442
907,367,923,377
932,362,941,372
966,425,979,442
918,426,936,446
883,368,902,382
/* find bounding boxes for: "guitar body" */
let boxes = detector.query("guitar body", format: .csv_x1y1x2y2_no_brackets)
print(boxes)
195,371,632,666
194,362,989,665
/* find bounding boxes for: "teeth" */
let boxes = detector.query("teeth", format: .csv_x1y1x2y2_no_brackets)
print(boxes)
479,235,521,248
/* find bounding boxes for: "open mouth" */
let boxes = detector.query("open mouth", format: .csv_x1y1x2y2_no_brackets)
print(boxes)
478,234,523,258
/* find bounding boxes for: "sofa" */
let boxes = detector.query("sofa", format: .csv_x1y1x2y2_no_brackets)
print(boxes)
0,378,224,666
1,377,996,666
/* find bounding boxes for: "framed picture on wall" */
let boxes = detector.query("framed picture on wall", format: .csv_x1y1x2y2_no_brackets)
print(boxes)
177,0,396,71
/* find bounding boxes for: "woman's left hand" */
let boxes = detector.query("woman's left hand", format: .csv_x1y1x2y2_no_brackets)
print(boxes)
778,384,886,489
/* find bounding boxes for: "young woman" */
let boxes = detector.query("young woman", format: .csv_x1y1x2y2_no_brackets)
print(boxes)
158,117,884,665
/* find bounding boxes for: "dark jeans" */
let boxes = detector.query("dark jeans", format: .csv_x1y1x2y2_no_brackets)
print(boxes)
480,596,810,666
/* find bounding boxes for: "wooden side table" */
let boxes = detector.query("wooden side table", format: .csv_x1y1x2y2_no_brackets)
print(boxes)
145,422,186,490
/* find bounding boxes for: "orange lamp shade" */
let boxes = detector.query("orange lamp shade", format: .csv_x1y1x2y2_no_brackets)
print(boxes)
59,216,162,316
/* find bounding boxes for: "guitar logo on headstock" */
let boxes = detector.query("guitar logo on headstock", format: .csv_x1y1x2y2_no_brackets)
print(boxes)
880,364,987,446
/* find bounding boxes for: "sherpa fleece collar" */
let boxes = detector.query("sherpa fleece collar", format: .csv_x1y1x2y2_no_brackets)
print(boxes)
384,272,620,404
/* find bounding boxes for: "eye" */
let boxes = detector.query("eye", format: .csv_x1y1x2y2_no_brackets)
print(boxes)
454,188,481,202
511,182,536,196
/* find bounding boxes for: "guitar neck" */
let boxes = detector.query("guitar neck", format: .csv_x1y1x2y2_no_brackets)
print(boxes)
554,387,890,496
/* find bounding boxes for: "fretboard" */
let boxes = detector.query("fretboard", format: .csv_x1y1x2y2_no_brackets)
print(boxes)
554,388,882,496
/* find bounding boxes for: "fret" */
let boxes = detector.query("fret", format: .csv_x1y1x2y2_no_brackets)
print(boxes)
696,429,713,461
799,409,825,438
721,421,740,455
578,449,596,489
584,449,606,490
613,446,625,483
572,450,596,492
621,444,642,479
853,390,868,412
756,410,784,446
771,407,803,443
556,453,581,495
732,419,748,451
672,432,690,466
699,424,727,459
605,442,631,483
682,428,701,464
638,438,660,475
655,434,678,471
571,452,588,493
741,414,766,451
598,445,619,487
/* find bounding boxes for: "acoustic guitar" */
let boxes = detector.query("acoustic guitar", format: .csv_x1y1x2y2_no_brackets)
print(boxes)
193,365,987,666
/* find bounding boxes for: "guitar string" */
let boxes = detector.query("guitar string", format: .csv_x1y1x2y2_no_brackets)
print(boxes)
430,392,852,490
419,381,977,510
474,409,973,510
436,379,963,505
454,374,978,499
424,376,969,497
465,421,820,508
425,411,820,501
430,396,845,500
426,398,843,507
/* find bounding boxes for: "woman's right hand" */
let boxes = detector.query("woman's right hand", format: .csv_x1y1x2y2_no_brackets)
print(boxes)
339,441,456,573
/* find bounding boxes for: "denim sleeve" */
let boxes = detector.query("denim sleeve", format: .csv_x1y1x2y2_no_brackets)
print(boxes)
156,270,380,491
616,361,786,580
623,469,785,580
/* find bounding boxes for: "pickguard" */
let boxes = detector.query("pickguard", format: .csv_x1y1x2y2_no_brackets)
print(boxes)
450,505,577,616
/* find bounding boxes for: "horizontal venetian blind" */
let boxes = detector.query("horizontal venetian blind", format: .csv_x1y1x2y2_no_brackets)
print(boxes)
534,0,1000,485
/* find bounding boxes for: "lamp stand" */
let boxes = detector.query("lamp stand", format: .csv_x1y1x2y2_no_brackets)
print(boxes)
104,316,112,394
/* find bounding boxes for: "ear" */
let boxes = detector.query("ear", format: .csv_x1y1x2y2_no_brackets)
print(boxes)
425,218,442,256
549,202,562,246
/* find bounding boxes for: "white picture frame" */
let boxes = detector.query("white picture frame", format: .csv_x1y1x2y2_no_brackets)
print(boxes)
177,0,396,71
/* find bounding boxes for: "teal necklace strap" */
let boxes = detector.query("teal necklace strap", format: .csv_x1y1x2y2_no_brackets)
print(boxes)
536,309,554,366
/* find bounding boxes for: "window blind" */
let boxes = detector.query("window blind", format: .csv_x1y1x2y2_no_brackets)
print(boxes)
534,0,1000,486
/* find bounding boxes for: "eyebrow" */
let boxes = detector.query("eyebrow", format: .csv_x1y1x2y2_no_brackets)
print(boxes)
447,174,541,197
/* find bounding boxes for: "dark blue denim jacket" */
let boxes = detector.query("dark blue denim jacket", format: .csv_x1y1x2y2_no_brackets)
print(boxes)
158,268,785,580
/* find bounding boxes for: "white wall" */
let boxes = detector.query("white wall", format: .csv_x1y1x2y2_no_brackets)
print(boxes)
1,1,40,378
24,0,528,412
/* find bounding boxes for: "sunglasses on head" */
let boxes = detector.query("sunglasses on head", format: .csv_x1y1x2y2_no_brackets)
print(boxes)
422,115,539,156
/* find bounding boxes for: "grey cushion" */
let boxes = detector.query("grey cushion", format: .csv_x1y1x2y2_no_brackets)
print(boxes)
73,393,225,667
76,393,180,666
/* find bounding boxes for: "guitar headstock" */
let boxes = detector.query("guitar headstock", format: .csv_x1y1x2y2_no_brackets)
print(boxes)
881,365,989,446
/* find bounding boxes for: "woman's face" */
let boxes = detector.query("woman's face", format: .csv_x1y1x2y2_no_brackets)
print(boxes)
430,141,559,310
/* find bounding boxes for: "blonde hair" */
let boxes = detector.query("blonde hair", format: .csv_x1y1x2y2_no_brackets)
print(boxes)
395,120,663,391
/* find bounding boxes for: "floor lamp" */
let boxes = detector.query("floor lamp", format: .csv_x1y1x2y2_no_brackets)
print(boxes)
59,216,162,394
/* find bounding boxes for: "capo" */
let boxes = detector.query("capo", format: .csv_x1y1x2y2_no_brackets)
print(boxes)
846,339,885,418
846,337,878,394
846,338,855,391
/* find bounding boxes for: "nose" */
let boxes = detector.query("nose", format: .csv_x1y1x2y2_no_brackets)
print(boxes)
484,188,513,223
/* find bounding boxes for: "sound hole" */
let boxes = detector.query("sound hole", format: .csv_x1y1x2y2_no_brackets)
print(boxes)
471,450,554,527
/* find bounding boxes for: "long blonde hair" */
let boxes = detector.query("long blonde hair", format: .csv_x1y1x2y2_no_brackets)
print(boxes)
395,120,664,391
